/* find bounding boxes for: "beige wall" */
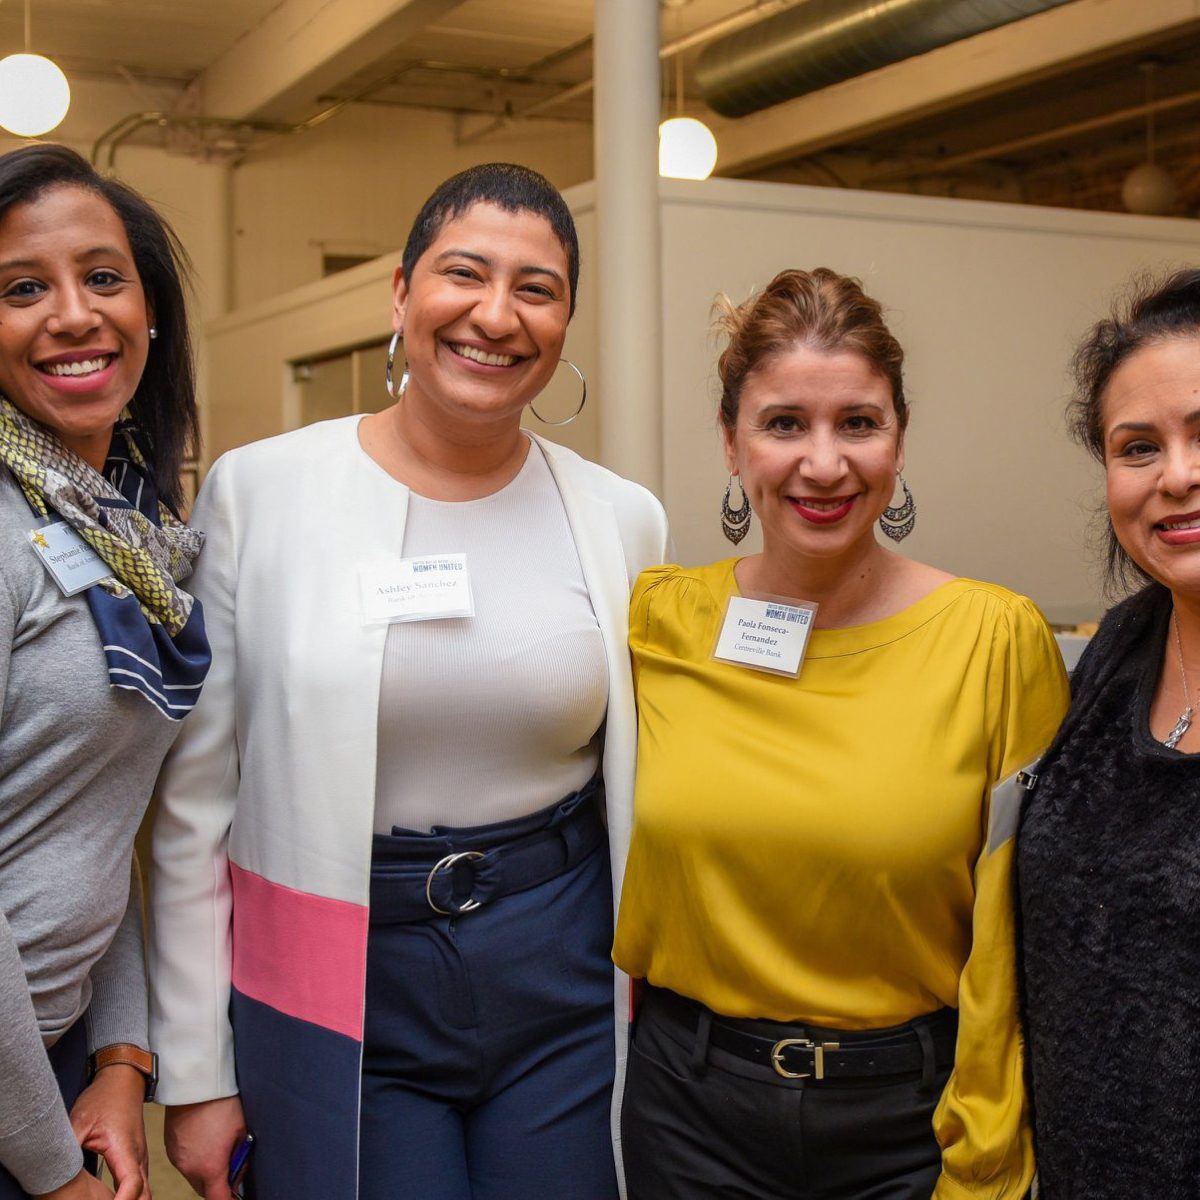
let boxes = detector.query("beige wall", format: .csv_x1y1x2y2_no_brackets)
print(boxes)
649,178,1200,623
230,105,593,308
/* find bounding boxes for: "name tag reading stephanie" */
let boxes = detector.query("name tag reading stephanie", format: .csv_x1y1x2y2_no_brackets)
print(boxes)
29,521,112,596
359,554,474,624
713,595,817,677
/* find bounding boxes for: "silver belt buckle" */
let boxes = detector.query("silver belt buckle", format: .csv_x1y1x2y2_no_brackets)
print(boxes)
424,850,485,915
770,1037,840,1080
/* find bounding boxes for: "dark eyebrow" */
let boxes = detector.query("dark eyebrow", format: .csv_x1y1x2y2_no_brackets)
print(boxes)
0,245,131,274
434,249,490,268
1110,410,1200,438
755,401,888,416
433,248,564,289
519,264,565,287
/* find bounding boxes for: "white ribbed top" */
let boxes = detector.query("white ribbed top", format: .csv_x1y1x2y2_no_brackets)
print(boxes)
373,439,608,833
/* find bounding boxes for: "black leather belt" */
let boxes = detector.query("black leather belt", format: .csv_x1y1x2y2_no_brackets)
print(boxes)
651,988,958,1082
369,781,605,924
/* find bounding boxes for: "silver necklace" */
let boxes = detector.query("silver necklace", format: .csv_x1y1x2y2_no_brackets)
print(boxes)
1164,610,1197,749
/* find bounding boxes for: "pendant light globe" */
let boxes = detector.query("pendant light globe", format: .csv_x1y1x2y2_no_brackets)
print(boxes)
0,52,70,136
658,116,718,180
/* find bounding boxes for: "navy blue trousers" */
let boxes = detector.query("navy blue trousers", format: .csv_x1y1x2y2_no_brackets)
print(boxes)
0,1018,95,1199
359,793,620,1200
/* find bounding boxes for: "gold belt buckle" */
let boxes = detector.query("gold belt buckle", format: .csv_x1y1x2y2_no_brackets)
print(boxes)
770,1037,840,1080
424,850,486,915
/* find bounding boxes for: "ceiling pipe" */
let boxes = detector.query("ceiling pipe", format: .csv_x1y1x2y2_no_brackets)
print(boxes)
457,0,801,145
696,0,1077,119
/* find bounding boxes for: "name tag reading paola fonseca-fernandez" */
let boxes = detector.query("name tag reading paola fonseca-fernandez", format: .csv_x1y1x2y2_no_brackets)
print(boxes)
28,520,112,597
359,553,475,624
712,594,818,677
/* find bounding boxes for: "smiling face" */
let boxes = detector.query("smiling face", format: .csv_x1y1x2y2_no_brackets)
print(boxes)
392,201,571,435
0,184,151,469
723,343,903,567
1103,336,1200,595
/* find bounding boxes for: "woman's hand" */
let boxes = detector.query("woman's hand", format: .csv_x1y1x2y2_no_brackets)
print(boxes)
68,1063,150,1198
31,1166,120,1199
164,1096,246,1200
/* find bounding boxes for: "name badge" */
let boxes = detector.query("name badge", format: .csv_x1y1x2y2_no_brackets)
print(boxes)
712,594,817,677
359,554,474,624
28,520,112,596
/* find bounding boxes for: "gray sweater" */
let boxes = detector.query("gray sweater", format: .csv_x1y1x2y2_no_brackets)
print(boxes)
0,472,182,1193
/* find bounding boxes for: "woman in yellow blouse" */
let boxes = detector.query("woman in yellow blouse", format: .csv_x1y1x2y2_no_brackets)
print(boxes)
613,268,1068,1199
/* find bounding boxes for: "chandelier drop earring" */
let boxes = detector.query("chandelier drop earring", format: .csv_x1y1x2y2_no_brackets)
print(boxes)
529,358,587,426
385,330,408,400
721,474,752,544
879,473,916,542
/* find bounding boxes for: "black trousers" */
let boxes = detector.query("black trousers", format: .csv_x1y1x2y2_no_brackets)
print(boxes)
621,988,951,1200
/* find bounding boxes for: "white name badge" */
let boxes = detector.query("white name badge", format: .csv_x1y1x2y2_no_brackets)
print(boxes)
359,554,474,624
28,520,112,596
712,594,817,677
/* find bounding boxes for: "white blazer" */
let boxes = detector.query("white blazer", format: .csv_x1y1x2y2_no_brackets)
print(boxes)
149,415,669,1198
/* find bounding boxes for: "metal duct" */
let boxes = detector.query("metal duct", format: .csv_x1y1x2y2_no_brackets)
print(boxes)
696,0,1076,118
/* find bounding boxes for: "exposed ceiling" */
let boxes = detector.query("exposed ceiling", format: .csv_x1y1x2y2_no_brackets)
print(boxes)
15,0,1200,218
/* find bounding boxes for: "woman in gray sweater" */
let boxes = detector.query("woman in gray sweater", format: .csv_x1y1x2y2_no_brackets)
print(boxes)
0,145,209,1199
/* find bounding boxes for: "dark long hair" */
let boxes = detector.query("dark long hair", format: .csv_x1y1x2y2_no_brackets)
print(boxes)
0,144,197,510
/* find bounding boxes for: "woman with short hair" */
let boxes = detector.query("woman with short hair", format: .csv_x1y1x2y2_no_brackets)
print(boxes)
0,143,207,1199
1019,268,1200,1198
614,267,1068,1198
149,163,669,1200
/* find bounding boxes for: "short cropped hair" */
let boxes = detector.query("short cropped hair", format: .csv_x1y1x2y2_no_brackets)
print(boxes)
1071,268,1200,592
401,163,580,317
713,267,907,431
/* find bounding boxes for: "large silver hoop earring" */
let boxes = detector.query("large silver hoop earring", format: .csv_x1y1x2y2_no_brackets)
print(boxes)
529,358,587,426
385,331,408,400
721,474,752,545
879,473,916,542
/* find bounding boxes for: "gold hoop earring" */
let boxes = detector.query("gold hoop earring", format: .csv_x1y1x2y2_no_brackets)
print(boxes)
529,358,587,426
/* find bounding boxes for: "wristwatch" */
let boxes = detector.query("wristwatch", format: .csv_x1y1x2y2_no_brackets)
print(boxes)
87,1044,159,1102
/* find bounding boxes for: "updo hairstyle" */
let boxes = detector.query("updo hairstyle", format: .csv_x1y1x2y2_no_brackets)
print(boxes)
714,267,907,432
1070,268,1200,591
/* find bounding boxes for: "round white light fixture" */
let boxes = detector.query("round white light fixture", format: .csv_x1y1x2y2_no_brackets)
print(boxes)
0,53,70,136
658,116,718,180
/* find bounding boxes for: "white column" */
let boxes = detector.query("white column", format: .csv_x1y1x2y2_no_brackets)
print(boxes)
593,0,663,494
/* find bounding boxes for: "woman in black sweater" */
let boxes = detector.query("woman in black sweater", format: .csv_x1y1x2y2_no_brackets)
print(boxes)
1019,269,1200,1197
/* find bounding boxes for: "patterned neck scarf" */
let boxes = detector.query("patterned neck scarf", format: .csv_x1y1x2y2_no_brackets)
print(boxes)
0,395,210,720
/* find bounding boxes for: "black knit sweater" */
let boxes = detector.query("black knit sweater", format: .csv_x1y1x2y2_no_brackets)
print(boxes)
1017,583,1200,1197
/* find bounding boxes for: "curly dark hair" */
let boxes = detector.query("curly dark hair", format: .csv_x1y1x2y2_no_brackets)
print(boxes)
1070,268,1200,593
0,143,197,510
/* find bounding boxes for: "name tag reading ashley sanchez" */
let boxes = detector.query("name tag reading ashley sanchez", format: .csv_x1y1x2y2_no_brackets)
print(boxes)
29,520,112,596
713,594,817,677
359,554,475,624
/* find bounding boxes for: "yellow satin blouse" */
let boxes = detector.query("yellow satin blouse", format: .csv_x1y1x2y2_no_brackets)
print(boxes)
612,559,1069,1200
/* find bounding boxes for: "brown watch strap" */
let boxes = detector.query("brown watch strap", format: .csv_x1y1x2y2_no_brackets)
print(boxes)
88,1044,159,1100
